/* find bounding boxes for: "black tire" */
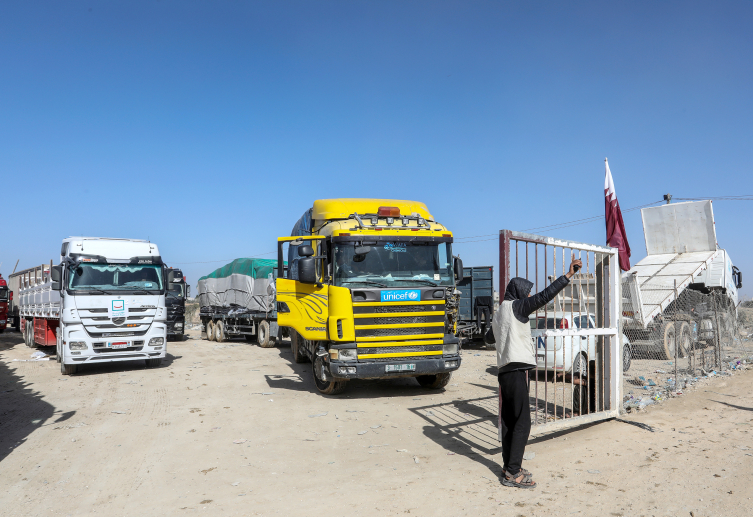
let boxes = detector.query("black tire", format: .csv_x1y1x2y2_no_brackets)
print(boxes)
56,328,61,363
678,322,691,358
661,322,676,360
257,320,274,348
313,355,347,395
61,360,77,375
26,320,37,348
215,321,225,343
290,330,308,363
145,357,162,368
622,344,631,372
572,352,588,378
206,320,215,342
416,373,452,389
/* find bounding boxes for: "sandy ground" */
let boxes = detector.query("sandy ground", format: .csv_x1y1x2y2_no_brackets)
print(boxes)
1,328,752,517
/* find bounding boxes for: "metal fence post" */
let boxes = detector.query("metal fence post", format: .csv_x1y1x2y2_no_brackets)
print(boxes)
499,230,511,298
674,279,678,391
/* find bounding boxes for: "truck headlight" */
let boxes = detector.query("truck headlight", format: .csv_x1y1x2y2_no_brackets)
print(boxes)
69,341,87,350
443,343,458,355
149,337,164,347
338,349,357,361
174,323,183,329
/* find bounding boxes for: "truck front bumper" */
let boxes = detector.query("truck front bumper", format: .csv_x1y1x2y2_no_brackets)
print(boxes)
63,323,167,365
328,356,461,380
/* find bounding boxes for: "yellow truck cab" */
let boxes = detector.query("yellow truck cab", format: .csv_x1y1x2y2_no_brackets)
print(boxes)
276,199,464,395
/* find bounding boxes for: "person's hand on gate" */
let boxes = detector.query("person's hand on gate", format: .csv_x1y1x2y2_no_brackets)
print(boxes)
566,258,583,279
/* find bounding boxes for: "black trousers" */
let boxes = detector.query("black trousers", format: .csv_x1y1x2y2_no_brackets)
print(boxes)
498,369,531,474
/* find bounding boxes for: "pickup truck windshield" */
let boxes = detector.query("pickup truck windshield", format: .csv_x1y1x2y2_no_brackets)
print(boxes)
167,283,184,298
333,241,453,287
68,264,164,292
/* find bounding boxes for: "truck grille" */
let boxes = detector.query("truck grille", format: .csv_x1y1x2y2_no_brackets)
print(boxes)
358,345,442,355
355,326,441,338
354,315,444,325
353,304,443,314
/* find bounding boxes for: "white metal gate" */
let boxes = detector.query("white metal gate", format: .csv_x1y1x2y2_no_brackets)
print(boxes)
499,230,621,435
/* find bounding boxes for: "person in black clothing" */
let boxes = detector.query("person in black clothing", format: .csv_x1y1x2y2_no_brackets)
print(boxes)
485,258,581,488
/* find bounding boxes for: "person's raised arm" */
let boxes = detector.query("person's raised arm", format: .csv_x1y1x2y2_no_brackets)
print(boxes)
517,258,582,317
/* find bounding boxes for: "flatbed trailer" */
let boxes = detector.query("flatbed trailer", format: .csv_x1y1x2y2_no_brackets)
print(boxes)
455,265,494,345
198,258,282,347
200,307,281,347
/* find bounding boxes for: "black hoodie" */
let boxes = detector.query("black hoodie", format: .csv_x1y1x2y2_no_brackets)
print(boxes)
485,275,571,371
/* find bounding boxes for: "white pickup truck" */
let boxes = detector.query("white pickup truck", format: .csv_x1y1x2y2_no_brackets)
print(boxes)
18,237,175,375
621,201,742,360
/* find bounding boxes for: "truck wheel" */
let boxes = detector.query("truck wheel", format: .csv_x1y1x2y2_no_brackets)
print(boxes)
416,373,452,389
61,360,77,375
623,344,631,372
257,320,273,348
56,328,61,363
145,357,162,368
313,355,347,395
661,322,676,360
678,322,691,358
290,331,308,363
215,321,226,342
26,320,36,348
206,321,215,341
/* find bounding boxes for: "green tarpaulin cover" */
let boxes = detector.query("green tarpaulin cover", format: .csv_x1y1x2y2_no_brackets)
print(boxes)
199,258,279,282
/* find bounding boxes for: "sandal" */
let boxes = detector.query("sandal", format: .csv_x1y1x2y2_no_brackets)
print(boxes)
503,467,532,477
501,469,537,489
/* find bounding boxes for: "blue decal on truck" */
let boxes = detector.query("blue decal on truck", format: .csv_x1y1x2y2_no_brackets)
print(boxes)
381,289,421,302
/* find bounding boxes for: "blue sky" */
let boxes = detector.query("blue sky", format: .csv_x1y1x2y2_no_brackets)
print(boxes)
2,1,752,296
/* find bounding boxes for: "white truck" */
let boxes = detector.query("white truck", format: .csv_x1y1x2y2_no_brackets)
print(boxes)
621,201,742,360
18,237,174,375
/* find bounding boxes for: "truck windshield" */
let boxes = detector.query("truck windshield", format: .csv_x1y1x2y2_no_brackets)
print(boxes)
333,241,453,287
68,264,164,292
167,283,184,298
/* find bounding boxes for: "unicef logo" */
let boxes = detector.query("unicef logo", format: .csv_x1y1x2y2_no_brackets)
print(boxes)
408,291,419,300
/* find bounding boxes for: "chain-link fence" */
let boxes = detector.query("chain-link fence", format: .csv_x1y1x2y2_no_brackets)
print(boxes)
621,277,753,411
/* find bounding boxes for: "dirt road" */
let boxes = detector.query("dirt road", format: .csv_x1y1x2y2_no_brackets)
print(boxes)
1,328,752,516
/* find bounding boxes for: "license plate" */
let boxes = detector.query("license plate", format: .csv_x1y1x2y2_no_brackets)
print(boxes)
108,341,129,349
385,364,415,373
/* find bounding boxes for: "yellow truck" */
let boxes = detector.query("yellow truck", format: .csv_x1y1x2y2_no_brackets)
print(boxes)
275,199,464,395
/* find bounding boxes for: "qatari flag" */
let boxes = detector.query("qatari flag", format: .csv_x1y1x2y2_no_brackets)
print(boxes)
604,158,631,271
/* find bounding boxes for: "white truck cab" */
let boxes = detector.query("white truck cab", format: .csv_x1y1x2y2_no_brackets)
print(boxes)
22,237,173,375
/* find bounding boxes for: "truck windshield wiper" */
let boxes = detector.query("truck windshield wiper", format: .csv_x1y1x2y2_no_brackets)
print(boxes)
342,280,388,288
81,287,111,295
126,289,153,295
402,279,439,287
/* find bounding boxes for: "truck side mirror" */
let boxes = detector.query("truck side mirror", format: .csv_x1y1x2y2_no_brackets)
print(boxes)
298,245,314,257
737,271,743,289
454,257,464,283
298,257,317,284
167,270,176,284
50,265,63,291
187,285,191,298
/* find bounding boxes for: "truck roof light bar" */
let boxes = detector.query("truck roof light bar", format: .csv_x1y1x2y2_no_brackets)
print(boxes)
377,206,401,217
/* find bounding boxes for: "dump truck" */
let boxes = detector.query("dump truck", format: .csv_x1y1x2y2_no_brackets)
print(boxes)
198,258,281,347
621,200,742,360
16,237,172,375
165,268,190,340
276,198,463,395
